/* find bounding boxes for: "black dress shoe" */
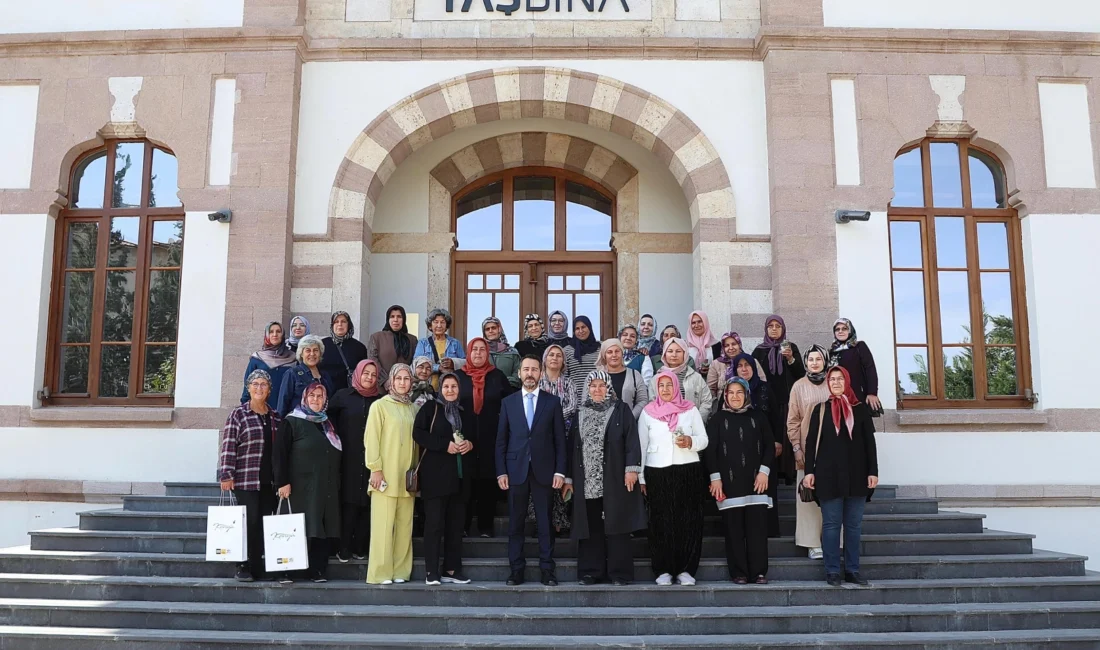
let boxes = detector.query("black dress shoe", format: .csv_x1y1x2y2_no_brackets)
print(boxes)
579,575,597,586
541,570,558,586
612,578,630,586
826,573,842,587
506,571,524,586
844,572,868,586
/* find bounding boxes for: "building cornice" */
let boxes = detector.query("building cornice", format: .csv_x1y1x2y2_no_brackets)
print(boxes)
755,26,1100,58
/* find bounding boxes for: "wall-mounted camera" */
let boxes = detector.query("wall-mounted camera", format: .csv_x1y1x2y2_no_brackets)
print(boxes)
835,209,871,224
208,209,232,223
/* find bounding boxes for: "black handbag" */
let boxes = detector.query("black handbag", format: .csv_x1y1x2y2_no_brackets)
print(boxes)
797,404,825,503
405,405,435,493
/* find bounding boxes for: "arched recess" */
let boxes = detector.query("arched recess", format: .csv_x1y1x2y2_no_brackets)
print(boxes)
328,67,735,233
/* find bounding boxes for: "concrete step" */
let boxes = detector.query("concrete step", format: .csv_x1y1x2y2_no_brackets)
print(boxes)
2,573,1099,608
0,547,1084,582
3,598,1100,636
29,527,1035,557
0,626,1097,648
81,508,984,536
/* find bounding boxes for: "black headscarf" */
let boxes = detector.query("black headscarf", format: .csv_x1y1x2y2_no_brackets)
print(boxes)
804,344,830,385
571,315,601,361
382,305,412,361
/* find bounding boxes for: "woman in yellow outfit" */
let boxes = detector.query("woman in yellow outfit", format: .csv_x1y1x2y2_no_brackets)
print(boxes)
365,363,418,585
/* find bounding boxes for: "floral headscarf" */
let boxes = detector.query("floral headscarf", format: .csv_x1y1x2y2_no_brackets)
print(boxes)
831,318,858,354
722,377,753,414
254,321,296,368
539,343,577,421
583,369,617,411
386,364,414,404
618,324,641,363
287,382,341,450
329,311,355,345
482,316,517,354
523,313,548,344
803,344,830,385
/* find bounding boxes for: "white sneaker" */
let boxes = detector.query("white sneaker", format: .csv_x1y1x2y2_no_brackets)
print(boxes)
380,579,393,585
676,572,696,586
394,578,407,584
655,573,674,586
809,548,823,560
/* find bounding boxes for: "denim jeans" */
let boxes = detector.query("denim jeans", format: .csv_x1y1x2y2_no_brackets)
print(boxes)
819,496,865,575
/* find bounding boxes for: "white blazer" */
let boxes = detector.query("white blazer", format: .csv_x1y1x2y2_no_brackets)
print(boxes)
636,407,708,485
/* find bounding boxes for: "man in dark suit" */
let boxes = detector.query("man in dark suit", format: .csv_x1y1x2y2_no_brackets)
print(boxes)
496,354,567,586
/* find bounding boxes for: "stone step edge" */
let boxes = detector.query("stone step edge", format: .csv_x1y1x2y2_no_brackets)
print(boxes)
81,509,978,521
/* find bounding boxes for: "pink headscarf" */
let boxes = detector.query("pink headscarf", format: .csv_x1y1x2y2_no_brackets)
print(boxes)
686,310,717,365
644,370,696,431
350,359,381,398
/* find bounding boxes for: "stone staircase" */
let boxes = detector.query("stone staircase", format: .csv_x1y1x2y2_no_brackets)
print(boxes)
0,482,1097,648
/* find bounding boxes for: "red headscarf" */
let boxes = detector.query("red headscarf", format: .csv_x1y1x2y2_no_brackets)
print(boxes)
643,370,696,431
462,337,494,415
827,366,859,438
350,359,380,398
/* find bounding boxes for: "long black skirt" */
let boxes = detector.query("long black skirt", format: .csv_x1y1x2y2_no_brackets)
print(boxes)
645,462,706,578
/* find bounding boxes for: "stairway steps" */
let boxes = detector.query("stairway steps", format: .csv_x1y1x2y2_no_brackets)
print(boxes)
2,573,1098,608
82,509,983,535
3,598,1100,635
29,527,1035,557
0,626,1097,648
0,547,1084,581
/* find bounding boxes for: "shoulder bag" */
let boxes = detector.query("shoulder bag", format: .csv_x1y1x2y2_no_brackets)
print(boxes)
797,404,825,504
404,404,436,493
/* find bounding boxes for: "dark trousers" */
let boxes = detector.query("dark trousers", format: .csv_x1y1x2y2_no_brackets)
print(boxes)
820,496,865,576
467,478,499,536
339,502,371,557
645,463,704,577
508,473,555,571
721,505,769,580
306,537,329,577
766,473,781,538
423,493,467,575
232,486,278,578
577,497,633,582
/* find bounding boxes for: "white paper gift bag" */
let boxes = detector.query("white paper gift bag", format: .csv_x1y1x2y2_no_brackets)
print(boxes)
263,498,308,572
205,493,247,563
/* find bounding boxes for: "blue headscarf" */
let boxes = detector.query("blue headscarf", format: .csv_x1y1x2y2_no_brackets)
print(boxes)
731,352,766,409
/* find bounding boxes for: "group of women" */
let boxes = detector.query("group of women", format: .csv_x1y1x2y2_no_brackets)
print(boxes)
218,307,880,587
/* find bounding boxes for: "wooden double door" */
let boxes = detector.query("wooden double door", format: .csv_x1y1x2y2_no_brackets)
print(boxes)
452,261,615,346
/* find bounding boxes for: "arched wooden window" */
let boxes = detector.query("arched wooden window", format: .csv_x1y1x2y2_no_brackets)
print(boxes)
451,167,616,344
44,140,185,405
888,139,1031,408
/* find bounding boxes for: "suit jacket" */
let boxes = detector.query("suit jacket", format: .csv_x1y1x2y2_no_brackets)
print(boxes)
495,389,567,486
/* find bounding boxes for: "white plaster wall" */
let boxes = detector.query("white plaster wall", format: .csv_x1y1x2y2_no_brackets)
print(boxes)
0,214,53,407
823,0,1100,32
207,79,237,187
295,60,770,236
639,253,693,333
835,212,895,408
830,78,860,187
368,253,429,336
174,212,230,408
1023,214,1100,409
373,117,690,235
0,0,244,34
1037,83,1097,190
0,428,218,483
955,506,1100,570
0,85,39,189
0,502,89,550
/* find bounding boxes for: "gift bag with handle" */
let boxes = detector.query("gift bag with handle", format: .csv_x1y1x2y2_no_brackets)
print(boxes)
205,491,248,562
263,497,308,573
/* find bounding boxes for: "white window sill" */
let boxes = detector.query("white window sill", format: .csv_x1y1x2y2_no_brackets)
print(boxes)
897,409,1047,427
29,407,174,424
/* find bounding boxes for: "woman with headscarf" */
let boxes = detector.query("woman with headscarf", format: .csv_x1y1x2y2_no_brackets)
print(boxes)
652,325,694,373
367,305,418,388
515,313,550,360
364,364,418,585
829,318,881,412
456,338,512,538
220,369,282,582
414,308,466,379
546,310,571,345
638,370,709,586
686,310,718,377
320,311,369,393
804,366,879,587
241,322,297,410
273,381,342,583
529,343,577,533
752,315,804,508
592,338,649,419
564,316,602,398
414,372,474,585
787,344,832,559
732,351,784,538
563,370,646,586
410,356,436,411
637,314,659,358
648,338,714,420
707,332,767,397
704,378,775,584
276,335,333,417
482,316,522,390
618,324,655,384
327,359,383,563
286,315,310,353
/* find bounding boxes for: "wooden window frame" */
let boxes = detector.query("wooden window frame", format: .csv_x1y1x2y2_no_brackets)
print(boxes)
43,140,185,407
888,138,1032,409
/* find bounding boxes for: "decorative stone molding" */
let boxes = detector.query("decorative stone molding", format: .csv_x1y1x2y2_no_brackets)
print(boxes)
926,121,977,139
430,132,638,195
101,76,146,138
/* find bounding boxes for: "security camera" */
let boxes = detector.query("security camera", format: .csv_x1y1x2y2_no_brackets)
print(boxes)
208,209,232,223
835,209,871,224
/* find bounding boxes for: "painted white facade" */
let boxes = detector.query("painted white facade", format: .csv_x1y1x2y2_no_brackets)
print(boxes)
956,507,1100,571
0,0,245,34
638,253,694,334
1037,83,1098,190
0,214,53,407
829,79,860,187
823,0,1100,33
0,86,39,190
207,79,237,188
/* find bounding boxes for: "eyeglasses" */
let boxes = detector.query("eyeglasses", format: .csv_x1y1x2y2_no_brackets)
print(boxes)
249,381,270,388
